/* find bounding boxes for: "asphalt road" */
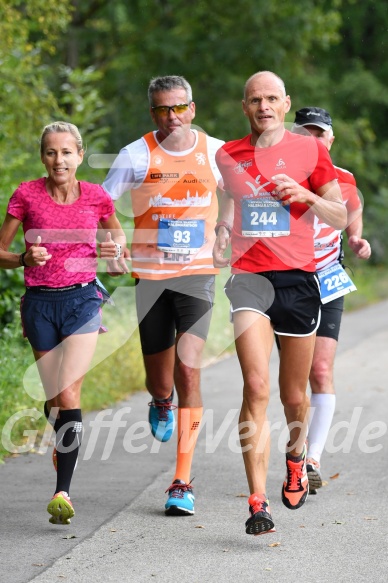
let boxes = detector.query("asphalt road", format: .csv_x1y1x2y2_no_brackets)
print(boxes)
1,299,387,583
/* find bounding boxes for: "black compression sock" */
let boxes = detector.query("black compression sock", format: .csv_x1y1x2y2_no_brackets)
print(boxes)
44,401,58,427
54,409,83,494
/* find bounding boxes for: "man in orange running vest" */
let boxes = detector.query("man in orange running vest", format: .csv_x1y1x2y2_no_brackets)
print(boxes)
103,75,224,516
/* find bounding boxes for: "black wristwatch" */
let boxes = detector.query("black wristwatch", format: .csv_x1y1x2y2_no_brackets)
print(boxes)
19,252,27,267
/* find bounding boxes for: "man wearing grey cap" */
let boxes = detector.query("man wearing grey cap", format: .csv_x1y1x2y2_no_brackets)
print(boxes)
293,106,371,492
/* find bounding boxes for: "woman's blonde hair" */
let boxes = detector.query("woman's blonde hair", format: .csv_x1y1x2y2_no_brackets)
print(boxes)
40,121,83,154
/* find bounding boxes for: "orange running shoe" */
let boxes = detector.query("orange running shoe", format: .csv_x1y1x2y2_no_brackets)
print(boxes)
282,446,309,510
245,493,276,535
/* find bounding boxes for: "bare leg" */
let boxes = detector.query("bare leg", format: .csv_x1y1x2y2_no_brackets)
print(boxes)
174,332,205,407
143,346,175,401
33,331,99,409
234,311,274,495
278,334,316,456
309,336,337,395
143,332,205,407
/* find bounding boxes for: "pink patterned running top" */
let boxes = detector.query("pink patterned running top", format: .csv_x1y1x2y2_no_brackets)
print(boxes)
7,178,115,287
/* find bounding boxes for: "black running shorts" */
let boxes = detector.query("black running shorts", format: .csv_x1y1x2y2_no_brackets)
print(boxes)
135,275,215,355
316,295,344,341
224,270,321,337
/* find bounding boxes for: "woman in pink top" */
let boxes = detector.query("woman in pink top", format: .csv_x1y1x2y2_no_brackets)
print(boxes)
0,121,129,526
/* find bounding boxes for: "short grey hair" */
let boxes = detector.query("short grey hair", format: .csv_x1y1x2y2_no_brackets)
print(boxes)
148,75,193,106
40,121,83,154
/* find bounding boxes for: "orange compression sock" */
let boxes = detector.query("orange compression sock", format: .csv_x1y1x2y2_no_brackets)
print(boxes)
173,407,203,484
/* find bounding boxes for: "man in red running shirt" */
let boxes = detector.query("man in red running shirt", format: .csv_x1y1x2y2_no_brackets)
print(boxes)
213,71,346,535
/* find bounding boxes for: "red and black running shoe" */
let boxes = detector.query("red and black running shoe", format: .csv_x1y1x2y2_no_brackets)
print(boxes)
245,493,276,535
282,445,309,510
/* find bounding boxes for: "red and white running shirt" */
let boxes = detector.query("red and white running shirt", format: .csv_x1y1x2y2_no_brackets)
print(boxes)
314,165,362,271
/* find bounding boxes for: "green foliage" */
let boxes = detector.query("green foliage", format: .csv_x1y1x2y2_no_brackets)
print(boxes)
362,189,388,265
72,0,341,147
58,66,110,153
0,0,72,178
0,1,111,202
0,269,25,325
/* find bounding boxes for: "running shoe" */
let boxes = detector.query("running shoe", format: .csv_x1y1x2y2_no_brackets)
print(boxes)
306,458,323,491
282,445,309,510
245,493,276,535
47,491,74,525
148,390,176,442
165,479,195,515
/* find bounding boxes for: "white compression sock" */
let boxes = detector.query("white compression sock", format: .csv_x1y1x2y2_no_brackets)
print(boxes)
307,393,336,463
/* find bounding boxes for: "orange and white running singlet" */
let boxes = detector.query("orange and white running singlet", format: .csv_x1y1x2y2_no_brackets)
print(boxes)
103,130,224,280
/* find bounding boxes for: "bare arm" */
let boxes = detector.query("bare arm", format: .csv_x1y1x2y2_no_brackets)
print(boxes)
0,214,22,268
213,190,234,268
272,174,347,230
345,214,371,260
0,214,51,268
98,213,130,274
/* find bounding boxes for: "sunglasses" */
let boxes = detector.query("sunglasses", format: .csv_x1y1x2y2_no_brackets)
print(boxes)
151,103,190,116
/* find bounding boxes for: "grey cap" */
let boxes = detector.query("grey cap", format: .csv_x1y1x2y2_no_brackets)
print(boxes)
294,107,332,131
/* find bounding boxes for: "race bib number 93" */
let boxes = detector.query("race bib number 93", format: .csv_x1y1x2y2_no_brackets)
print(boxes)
157,218,205,254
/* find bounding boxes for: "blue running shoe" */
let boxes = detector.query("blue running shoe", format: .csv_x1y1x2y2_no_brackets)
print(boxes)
148,390,176,442
165,479,195,515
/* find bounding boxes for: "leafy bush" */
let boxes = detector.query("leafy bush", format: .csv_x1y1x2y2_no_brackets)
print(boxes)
0,269,25,326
